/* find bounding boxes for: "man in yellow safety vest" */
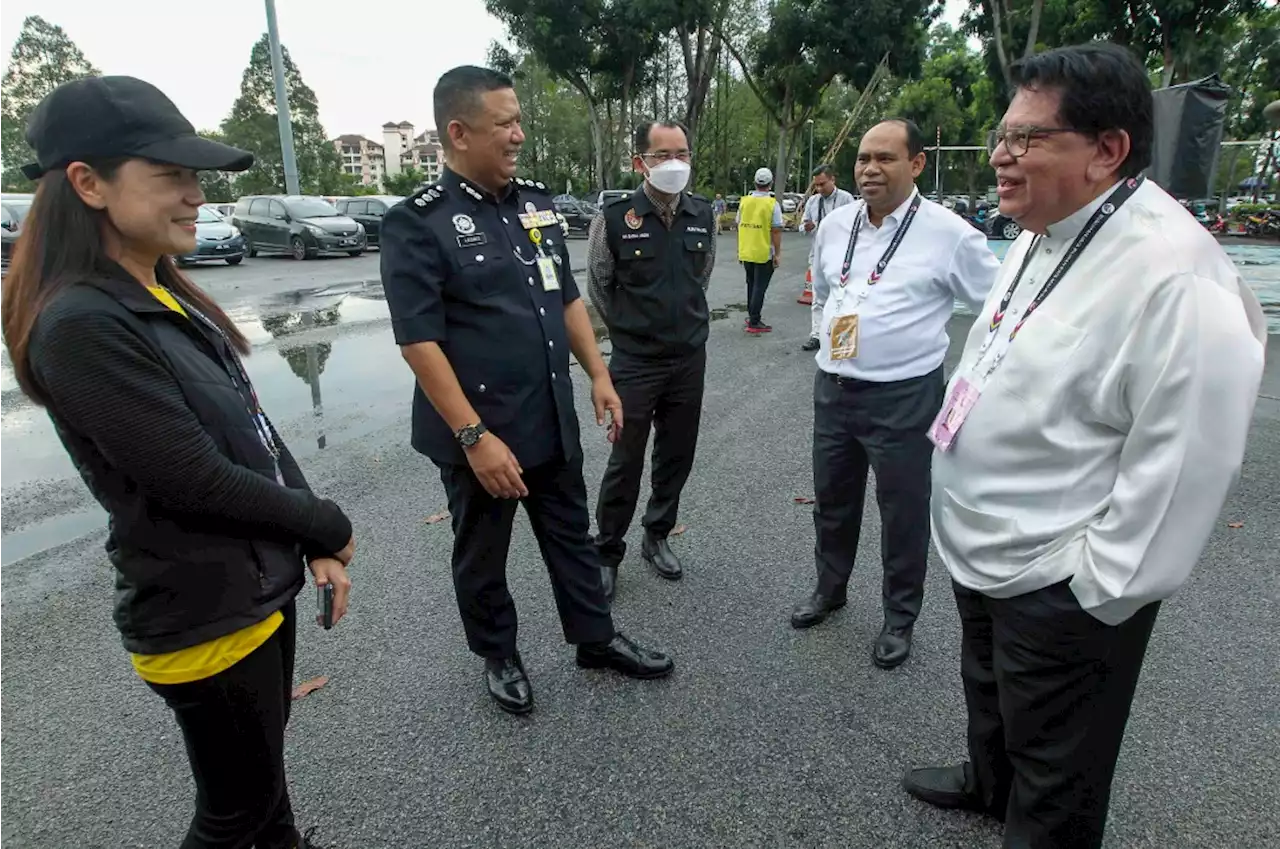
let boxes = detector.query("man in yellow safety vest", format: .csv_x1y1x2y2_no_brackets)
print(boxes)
736,167,784,333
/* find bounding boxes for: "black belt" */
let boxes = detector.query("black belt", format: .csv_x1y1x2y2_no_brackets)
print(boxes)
820,366,942,388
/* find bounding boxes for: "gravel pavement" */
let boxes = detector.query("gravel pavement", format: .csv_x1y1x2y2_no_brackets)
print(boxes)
2,233,1278,849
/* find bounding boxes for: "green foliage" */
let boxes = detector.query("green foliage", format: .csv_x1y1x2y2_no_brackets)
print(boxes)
383,167,429,197
1,16,99,191
220,34,343,196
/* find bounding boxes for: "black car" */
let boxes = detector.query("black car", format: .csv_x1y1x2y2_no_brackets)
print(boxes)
175,205,246,266
986,212,1022,241
1,193,34,273
333,195,405,247
552,196,598,238
232,195,366,260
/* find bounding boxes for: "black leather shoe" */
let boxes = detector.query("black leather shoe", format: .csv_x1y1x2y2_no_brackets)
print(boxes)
484,654,533,714
577,633,674,679
600,565,617,604
873,623,913,669
790,591,846,629
800,336,820,352
902,763,1001,820
641,533,683,580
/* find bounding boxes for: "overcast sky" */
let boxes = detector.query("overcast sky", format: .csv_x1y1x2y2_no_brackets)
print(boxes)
2,0,967,144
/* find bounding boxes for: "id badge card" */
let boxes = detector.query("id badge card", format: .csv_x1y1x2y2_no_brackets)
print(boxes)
829,314,859,360
537,255,560,291
928,377,981,452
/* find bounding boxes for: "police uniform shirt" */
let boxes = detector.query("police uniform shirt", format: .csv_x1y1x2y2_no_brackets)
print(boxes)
811,190,1001,383
380,167,581,469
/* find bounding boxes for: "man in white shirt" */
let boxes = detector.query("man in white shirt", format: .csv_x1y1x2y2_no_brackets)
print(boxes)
790,119,1000,670
903,43,1267,848
800,164,856,352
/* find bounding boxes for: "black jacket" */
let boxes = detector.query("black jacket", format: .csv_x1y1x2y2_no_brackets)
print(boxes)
27,267,352,654
601,188,714,358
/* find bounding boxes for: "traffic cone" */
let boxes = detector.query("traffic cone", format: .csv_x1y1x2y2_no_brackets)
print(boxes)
798,266,813,305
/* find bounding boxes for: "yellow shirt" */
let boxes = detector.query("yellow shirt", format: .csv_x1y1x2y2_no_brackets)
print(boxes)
130,285,283,685
737,195,776,263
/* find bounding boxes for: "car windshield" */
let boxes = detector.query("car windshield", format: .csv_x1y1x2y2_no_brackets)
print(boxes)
286,198,339,218
197,206,224,223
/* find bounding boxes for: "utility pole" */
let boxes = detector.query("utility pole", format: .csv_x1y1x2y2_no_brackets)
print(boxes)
807,119,814,179
265,0,300,195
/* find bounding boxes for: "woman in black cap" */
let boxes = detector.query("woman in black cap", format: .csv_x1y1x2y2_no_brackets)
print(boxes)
1,76,353,849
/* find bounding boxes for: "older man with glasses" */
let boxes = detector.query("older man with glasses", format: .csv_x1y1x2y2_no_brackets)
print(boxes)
903,43,1266,848
586,120,716,603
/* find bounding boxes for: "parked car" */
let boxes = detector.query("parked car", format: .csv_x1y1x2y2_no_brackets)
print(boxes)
175,204,247,266
986,212,1023,241
232,195,366,260
333,195,405,247
207,202,237,219
1,192,34,273
596,189,633,208
552,196,598,237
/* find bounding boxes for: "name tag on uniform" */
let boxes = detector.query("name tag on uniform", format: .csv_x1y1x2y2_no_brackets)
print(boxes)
538,255,560,291
928,378,981,452
829,314,859,360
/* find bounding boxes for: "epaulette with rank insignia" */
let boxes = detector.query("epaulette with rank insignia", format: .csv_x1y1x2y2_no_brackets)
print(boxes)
406,183,448,215
513,176,550,193
686,191,710,204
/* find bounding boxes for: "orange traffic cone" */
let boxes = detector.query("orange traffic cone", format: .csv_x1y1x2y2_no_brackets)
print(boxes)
798,266,813,305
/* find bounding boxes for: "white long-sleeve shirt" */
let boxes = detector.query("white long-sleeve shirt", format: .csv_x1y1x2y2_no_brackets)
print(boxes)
811,190,1001,382
932,179,1267,625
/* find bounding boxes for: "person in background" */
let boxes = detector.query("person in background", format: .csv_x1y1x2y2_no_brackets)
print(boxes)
380,66,674,717
713,193,728,232
791,118,999,670
0,76,354,849
736,167,784,333
904,43,1266,848
801,164,856,352
586,120,716,602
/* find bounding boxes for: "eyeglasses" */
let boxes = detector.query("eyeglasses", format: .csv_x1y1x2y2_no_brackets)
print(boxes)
639,150,692,163
986,125,1084,159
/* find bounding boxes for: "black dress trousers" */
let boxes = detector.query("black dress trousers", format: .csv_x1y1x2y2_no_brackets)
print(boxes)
594,346,707,568
811,366,944,627
438,451,616,659
954,580,1160,849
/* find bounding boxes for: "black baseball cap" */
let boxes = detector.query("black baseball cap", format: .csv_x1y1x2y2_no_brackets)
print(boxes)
22,75,254,180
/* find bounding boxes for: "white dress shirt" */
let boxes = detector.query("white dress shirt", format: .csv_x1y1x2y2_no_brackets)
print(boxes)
802,188,856,230
932,179,1268,625
811,190,1001,382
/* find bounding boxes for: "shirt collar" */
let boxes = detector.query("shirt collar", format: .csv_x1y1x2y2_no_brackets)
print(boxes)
877,188,919,227
641,180,680,215
1043,180,1124,242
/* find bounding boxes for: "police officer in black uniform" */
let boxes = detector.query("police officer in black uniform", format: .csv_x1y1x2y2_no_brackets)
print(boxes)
380,66,674,715
586,121,716,602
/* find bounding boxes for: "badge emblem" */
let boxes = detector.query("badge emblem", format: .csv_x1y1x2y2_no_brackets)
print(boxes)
525,202,538,215
452,214,476,235
624,208,643,230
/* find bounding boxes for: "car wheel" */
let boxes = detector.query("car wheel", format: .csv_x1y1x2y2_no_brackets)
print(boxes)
246,239,257,258
1001,220,1022,240
291,236,309,261
225,256,243,265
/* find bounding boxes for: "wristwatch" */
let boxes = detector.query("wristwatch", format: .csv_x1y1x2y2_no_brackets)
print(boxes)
455,422,487,448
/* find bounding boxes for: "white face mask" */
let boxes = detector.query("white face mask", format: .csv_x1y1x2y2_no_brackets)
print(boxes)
645,159,691,194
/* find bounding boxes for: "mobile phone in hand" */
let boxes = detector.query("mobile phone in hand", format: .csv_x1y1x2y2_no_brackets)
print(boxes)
317,583,334,630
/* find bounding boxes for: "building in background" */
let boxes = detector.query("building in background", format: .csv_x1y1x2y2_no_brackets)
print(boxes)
333,134,385,188
381,121,444,184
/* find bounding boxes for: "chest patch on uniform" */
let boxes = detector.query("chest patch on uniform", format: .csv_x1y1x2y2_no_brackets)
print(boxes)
624,208,643,229
685,225,709,234
452,214,475,235
621,232,651,241
456,233,487,248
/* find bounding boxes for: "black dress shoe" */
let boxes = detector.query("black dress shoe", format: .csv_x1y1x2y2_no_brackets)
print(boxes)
790,590,846,629
641,533,683,580
484,654,533,714
600,565,617,604
577,633,674,679
873,623,913,669
902,763,1002,820
800,336,820,352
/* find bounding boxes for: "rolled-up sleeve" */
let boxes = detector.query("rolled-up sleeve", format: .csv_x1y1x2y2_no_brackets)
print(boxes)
380,204,447,345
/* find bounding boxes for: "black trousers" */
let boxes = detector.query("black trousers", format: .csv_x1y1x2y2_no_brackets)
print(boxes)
955,580,1160,849
811,367,943,627
438,452,616,658
595,346,707,568
147,603,298,849
743,261,775,323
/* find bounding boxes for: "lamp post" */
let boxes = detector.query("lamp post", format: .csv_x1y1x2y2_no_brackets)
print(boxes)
265,0,300,195
806,119,815,181
1253,99,1280,203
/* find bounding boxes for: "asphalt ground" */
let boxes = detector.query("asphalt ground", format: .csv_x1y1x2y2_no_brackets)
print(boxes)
2,233,1278,848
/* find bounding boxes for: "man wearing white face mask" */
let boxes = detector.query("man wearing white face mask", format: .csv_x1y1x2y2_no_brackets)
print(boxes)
586,120,716,603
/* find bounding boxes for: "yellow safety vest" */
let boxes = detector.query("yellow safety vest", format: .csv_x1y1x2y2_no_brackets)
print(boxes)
737,194,776,263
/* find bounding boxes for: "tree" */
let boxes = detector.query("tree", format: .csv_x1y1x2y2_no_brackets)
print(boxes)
722,0,935,192
1,16,99,191
220,34,343,196
383,167,430,197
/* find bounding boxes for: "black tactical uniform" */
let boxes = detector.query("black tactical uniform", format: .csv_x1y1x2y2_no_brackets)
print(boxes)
588,185,716,589
380,166,615,659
